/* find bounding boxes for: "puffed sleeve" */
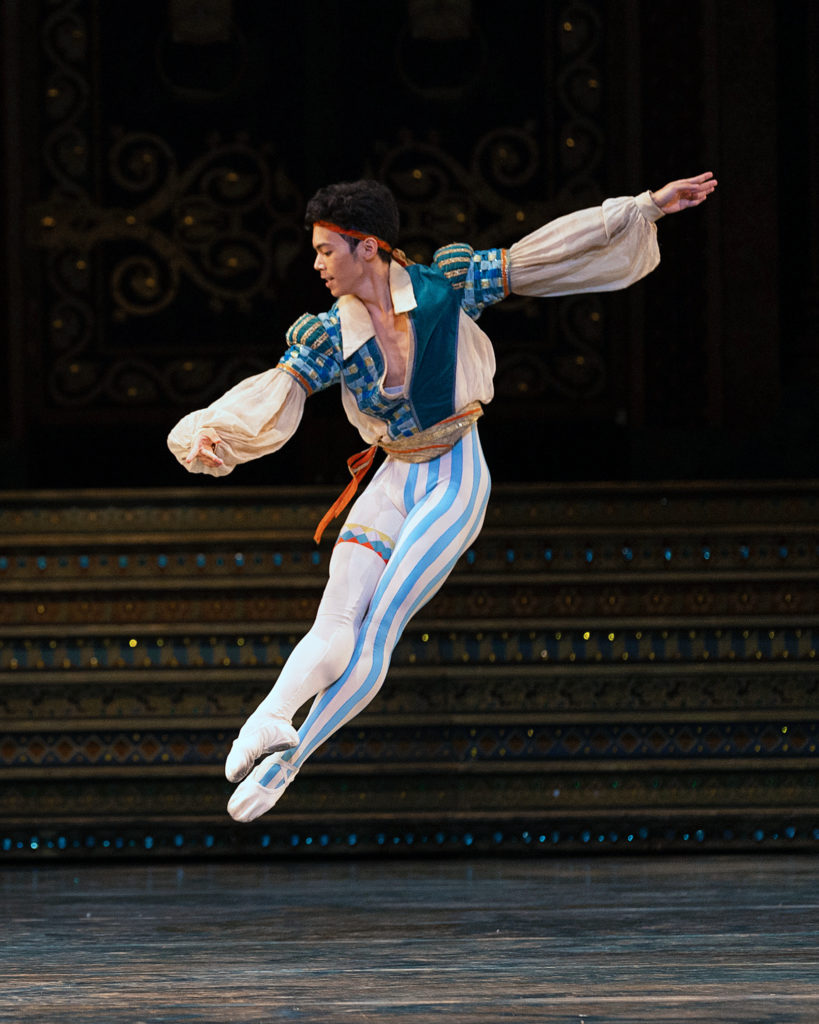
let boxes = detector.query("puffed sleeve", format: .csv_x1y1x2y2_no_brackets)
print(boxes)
508,191,664,296
433,243,510,320
167,313,341,476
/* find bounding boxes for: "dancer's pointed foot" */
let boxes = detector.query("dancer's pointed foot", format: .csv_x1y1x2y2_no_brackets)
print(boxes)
224,715,299,783
227,753,299,822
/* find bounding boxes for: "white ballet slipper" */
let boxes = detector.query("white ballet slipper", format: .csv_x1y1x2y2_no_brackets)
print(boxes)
224,715,299,783
227,753,299,822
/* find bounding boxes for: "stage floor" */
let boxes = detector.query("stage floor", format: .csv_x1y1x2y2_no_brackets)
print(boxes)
2,854,817,1023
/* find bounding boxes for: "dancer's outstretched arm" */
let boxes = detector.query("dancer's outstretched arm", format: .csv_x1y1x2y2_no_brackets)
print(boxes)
506,172,715,300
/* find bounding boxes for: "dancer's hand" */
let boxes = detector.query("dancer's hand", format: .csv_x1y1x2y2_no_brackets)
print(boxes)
651,172,717,214
186,429,224,468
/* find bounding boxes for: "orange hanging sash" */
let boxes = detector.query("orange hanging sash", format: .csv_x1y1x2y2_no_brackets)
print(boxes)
313,444,378,544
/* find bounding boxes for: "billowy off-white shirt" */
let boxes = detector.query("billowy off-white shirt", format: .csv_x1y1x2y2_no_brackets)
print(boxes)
168,191,664,474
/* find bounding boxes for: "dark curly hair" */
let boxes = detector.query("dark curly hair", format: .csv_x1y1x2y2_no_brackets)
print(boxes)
305,180,399,263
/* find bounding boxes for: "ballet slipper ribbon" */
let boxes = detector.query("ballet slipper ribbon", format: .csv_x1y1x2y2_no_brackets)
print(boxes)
313,444,378,544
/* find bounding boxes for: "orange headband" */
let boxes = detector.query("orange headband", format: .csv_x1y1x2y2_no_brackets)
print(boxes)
313,220,394,255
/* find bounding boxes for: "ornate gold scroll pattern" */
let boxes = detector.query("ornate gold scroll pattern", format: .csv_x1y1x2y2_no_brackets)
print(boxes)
35,132,303,319
33,132,302,405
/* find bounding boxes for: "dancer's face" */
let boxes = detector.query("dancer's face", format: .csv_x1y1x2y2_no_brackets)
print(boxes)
312,226,367,298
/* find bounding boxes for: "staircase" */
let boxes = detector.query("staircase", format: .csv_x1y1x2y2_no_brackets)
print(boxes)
1,482,817,860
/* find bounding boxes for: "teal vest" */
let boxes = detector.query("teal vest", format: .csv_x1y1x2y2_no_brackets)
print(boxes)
340,263,460,439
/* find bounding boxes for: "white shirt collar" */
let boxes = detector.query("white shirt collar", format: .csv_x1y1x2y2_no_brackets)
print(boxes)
337,261,416,360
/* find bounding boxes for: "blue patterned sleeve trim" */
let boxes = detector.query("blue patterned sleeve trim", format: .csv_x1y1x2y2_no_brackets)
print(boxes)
279,313,341,395
433,243,510,320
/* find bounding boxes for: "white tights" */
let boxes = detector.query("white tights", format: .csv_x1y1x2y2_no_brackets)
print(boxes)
252,540,385,724
226,426,492,819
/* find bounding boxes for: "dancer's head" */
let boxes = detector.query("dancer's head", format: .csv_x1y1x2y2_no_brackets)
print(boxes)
307,180,399,298
305,180,399,264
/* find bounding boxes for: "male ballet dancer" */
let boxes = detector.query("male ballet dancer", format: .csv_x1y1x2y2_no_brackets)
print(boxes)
168,171,717,821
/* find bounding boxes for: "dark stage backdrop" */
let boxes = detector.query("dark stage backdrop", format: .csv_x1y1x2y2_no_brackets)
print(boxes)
1,0,817,490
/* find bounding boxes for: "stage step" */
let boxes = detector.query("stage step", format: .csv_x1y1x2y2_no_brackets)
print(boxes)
1,482,817,860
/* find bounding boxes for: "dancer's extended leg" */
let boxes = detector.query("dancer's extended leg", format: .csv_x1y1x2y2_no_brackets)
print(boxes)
225,539,386,782
228,427,490,821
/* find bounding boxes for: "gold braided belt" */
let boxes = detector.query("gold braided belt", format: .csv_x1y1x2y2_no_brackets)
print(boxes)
313,403,484,543
379,402,483,463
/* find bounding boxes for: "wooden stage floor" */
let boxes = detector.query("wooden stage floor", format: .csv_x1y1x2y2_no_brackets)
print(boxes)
2,854,817,1023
